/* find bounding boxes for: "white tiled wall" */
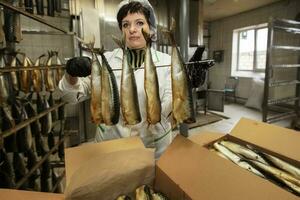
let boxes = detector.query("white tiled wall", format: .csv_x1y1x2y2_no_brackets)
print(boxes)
208,0,300,99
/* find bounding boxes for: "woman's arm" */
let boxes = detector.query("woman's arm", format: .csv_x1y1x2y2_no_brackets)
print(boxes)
58,73,91,104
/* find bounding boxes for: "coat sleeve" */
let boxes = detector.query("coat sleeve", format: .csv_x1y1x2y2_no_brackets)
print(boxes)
58,74,91,104
157,52,172,119
58,50,118,104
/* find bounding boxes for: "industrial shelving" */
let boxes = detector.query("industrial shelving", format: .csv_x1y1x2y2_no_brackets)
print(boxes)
0,0,68,192
262,18,300,123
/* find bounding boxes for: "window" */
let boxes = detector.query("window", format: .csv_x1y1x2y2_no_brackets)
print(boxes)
232,24,268,76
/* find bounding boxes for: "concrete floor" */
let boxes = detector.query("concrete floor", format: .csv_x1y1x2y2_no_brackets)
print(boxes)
187,103,293,137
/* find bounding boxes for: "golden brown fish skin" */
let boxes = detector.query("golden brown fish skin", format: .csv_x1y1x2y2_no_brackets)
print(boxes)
121,48,142,125
20,56,32,94
99,50,120,125
166,19,195,124
90,52,103,124
113,36,141,125
10,55,19,92
142,30,161,124
45,52,56,92
116,195,131,200
0,12,5,44
0,55,9,103
32,54,45,93
55,52,64,84
135,185,153,200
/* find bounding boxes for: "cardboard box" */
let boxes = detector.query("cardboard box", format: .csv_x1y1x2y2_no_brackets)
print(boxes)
2,118,299,199
64,136,145,186
155,118,300,199
0,189,64,200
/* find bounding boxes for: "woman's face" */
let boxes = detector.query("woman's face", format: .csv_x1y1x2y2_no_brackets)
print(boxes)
121,12,150,49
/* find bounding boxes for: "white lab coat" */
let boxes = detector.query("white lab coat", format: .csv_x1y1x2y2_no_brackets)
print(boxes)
59,48,175,158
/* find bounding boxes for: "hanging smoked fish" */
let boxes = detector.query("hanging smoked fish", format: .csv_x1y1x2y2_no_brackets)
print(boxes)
48,92,58,121
41,158,52,192
32,54,45,93
9,52,21,94
98,48,120,125
58,98,65,120
0,9,5,44
85,40,103,124
3,8,14,42
11,100,32,152
45,51,56,92
54,0,62,13
54,51,64,85
25,148,40,189
13,152,28,189
58,127,64,160
113,36,141,125
0,54,9,103
163,18,195,124
23,98,40,138
35,130,47,156
36,0,45,15
142,29,161,125
37,93,52,135
2,105,17,153
47,129,55,153
13,12,22,43
20,55,32,94
0,149,16,188
24,0,34,14
47,0,55,17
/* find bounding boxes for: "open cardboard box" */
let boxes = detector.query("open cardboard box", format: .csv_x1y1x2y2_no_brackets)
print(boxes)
155,118,300,199
1,118,299,199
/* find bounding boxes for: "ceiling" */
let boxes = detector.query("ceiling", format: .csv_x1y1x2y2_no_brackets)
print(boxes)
203,0,282,21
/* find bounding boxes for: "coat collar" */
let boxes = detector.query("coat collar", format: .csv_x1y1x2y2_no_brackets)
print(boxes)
114,47,159,63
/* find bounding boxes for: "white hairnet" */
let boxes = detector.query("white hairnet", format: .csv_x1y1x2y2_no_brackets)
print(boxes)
117,0,157,41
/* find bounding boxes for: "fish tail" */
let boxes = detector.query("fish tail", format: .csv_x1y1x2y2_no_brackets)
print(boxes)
162,17,176,46
75,35,95,51
38,53,46,60
99,45,105,55
141,28,151,45
112,35,125,49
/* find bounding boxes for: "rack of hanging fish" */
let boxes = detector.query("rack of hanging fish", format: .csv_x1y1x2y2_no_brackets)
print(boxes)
83,18,215,129
0,49,66,193
0,0,69,36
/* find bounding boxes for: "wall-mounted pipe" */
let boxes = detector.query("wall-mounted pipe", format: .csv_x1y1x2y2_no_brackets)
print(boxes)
179,0,189,62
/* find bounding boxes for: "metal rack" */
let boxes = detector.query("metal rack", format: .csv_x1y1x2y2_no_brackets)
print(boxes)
0,1,69,192
262,18,300,123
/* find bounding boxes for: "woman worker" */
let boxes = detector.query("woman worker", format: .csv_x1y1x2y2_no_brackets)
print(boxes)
59,0,175,158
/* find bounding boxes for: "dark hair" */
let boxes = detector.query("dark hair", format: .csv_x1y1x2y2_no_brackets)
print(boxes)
117,2,151,30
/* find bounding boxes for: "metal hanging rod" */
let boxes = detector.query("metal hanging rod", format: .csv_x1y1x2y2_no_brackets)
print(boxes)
0,65,66,72
15,136,65,189
0,1,71,34
110,59,215,71
0,60,214,72
274,18,300,26
1,102,65,139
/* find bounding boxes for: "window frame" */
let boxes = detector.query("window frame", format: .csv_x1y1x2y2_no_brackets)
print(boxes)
235,24,268,73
